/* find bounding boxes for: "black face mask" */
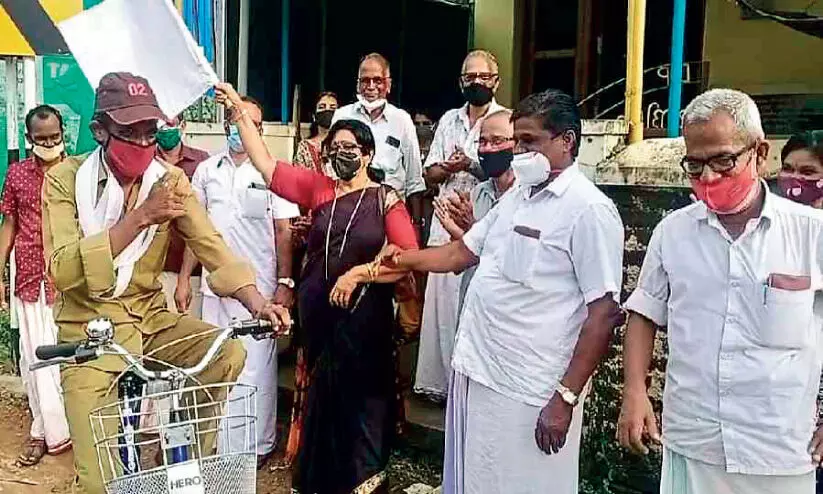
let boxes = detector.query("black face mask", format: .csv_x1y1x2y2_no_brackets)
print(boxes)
462,83,494,107
315,110,334,129
330,151,362,181
479,148,513,178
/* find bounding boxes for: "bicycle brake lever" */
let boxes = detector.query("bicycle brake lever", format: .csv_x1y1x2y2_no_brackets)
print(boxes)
73,346,99,364
30,357,74,371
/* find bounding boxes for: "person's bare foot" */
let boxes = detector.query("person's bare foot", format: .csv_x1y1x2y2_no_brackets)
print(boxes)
16,437,47,466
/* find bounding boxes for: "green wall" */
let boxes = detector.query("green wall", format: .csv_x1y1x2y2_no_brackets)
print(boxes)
473,0,519,107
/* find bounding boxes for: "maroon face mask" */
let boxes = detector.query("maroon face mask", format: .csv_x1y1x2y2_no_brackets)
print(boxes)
777,174,823,206
105,134,155,180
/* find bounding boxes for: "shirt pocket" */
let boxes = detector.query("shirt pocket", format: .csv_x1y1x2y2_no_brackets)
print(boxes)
500,226,540,285
374,141,402,174
758,286,815,349
242,187,269,220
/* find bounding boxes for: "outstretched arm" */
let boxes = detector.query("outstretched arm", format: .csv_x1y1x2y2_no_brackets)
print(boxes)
214,82,278,186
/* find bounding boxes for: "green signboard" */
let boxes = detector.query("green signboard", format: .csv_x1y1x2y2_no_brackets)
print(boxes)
40,54,96,155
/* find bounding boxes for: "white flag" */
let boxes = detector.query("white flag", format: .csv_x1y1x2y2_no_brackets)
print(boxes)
58,0,218,120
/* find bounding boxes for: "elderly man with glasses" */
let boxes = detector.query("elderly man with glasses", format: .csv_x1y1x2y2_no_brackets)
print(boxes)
332,52,426,235
618,88,823,494
415,50,507,403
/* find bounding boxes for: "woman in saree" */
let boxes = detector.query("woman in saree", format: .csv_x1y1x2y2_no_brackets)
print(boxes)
215,83,419,494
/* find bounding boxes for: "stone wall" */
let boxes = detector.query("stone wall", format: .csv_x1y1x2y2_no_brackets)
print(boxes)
580,185,691,494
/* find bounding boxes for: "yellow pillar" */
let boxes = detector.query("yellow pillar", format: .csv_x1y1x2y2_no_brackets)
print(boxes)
625,0,647,144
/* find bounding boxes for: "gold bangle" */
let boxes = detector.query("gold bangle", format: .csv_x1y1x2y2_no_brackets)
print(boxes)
367,260,379,283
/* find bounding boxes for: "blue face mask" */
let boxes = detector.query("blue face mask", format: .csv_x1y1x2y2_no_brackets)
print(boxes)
227,124,244,153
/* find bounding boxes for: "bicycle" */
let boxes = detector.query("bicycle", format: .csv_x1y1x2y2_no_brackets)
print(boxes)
32,317,281,494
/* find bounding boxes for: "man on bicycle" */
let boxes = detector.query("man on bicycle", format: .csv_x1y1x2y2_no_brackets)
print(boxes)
41,72,291,494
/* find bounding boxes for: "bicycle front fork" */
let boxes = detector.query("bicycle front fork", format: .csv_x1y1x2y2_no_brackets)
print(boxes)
118,372,145,474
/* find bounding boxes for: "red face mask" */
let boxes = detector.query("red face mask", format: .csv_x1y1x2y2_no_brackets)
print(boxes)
777,174,823,206
105,134,155,180
690,159,759,214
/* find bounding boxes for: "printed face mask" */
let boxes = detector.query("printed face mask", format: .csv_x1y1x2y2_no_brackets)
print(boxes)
778,174,823,206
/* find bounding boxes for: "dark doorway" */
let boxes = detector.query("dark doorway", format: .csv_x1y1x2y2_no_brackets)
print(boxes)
519,0,707,124
239,0,471,123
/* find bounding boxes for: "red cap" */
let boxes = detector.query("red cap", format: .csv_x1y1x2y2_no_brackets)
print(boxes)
95,72,167,125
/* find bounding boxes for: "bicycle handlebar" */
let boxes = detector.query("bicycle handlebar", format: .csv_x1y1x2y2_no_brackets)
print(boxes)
35,341,82,361
31,318,280,378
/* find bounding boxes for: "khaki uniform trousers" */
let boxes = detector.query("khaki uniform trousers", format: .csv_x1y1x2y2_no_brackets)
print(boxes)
61,315,246,494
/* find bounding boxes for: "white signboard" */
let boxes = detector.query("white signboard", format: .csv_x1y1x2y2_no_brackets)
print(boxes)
58,0,218,120
166,459,205,494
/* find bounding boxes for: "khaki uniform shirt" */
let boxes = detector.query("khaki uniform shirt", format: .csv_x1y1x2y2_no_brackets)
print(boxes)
42,155,256,371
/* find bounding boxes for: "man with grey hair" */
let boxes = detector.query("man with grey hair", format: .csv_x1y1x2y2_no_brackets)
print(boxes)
332,52,426,230
618,88,823,493
415,49,507,401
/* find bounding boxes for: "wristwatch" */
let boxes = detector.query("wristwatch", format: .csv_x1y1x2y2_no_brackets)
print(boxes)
555,383,580,407
277,278,295,289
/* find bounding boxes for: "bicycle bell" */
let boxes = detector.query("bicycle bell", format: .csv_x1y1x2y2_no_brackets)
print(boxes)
85,318,115,344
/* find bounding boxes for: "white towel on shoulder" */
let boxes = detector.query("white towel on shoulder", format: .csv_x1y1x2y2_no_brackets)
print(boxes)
75,148,166,298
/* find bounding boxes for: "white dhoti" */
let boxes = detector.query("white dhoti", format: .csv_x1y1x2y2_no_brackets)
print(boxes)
16,283,71,452
160,271,203,319
415,271,463,399
660,447,815,494
443,371,585,494
204,295,278,456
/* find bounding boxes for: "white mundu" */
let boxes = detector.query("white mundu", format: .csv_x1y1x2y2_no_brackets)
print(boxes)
192,150,299,456
444,164,624,494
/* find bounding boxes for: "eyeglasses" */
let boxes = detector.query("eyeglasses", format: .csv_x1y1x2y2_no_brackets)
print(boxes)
357,77,389,88
30,136,63,147
111,128,157,145
477,136,514,148
328,142,362,154
680,144,756,177
460,72,498,84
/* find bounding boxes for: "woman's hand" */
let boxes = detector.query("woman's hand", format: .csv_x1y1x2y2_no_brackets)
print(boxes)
330,268,365,308
214,82,244,110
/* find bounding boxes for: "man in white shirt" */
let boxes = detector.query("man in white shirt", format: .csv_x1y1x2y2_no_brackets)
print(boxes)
177,97,299,466
415,50,507,401
387,89,625,493
332,52,425,233
618,88,823,494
